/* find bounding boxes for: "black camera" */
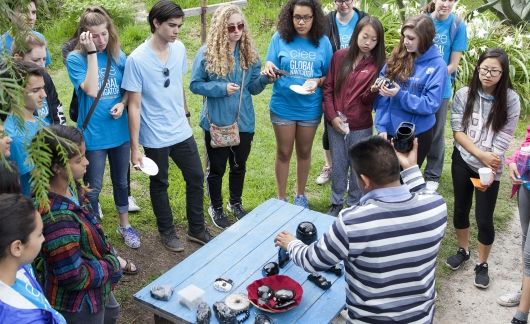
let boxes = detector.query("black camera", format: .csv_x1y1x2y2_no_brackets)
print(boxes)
394,122,415,153
373,76,394,89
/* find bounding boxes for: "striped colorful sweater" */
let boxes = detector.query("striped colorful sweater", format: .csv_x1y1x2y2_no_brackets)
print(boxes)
40,188,122,313
288,166,447,323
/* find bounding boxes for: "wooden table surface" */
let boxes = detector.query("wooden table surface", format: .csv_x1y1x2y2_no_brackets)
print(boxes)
134,198,346,323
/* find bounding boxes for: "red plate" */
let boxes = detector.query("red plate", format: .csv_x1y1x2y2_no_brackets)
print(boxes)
246,275,303,313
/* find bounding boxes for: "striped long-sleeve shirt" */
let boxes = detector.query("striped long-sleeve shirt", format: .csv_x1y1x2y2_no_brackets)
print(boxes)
288,166,447,323
40,189,122,313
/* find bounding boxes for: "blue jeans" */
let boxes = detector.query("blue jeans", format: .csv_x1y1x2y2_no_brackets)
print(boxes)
85,142,130,215
144,136,205,235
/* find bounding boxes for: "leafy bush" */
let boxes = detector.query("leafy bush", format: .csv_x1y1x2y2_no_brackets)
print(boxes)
374,0,530,114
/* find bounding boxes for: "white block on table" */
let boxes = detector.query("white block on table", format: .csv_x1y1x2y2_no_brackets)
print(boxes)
177,284,205,310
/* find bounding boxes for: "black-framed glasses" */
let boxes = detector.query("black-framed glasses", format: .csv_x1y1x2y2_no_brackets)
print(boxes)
227,23,245,33
163,67,170,88
335,0,353,4
293,15,313,23
478,67,502,77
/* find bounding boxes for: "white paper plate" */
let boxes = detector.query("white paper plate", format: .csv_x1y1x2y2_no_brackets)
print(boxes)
137,156,159,176
289,84,312,95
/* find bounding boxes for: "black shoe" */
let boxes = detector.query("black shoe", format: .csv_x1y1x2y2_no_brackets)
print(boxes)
445,247,470,270
474,262,490,289
327,204,343,217
227,202,247,220
160,231,184,252
208,206,232,229
512,318,528,324
187,229,214,245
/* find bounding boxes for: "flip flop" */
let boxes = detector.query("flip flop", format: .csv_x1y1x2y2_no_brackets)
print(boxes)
122,258,138,275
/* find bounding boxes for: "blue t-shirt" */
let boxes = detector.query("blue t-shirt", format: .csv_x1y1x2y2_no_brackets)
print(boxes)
66,50,130,151
0,31,51,67
337,12,358,49
4,115,48,175
122,40,192,148
432,13,468,99
265,32,333,121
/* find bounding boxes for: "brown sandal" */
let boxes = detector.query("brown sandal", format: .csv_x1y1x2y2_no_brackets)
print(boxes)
122,258,138,275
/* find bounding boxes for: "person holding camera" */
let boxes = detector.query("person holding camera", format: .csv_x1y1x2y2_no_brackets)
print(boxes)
262,0,332,208
447,48,520,290
190,5,270,227
373,15,447,166
322,16,385,216
275,136,447,323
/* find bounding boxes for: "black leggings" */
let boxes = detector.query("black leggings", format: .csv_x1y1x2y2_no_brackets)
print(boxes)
322,121,330,151
205,132,254,209
451,148,500,245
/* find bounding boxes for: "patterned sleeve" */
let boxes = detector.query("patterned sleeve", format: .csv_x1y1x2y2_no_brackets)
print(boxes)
451,87,468,132
492,90,521,156
41,211,117,291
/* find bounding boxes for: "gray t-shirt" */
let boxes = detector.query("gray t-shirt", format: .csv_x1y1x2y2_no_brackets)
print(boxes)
451,86,520,179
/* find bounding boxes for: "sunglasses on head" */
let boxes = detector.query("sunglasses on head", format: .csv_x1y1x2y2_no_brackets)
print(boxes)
227,23,244,33
163,67,170,88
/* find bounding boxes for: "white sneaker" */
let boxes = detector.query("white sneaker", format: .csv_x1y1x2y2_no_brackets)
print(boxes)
426,181,439,192
98,203,104,219
128,196,141,212
497,291,521,307
316,166,331,185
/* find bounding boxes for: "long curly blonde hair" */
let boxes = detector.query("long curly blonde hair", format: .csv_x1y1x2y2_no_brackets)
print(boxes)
204,5,258,77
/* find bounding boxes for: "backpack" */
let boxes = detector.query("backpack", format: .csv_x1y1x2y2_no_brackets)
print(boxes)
449,15,462,82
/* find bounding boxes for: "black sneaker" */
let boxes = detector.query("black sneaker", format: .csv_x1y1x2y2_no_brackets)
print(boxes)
160,231,184,252
445,247,470,270
512,318,528,324
186,229,214,245
227,202,247,220
474,262,490,289
327,204,343,217
208,206,232,229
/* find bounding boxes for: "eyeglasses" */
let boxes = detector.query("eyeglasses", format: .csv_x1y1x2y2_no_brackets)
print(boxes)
293,15,313,23
478,67,502,77
163,67,170,88
227,23,244,33
335,0,353,4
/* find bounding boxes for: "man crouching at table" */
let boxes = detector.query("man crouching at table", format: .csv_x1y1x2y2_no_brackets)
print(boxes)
275,136,447,323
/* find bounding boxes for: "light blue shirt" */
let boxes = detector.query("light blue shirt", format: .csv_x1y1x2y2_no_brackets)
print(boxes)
432,13,468,99
122,40,192,148
336,11,358,49
66,50,130,151
1,31,51,67
190,45,269,132
265,32,333,121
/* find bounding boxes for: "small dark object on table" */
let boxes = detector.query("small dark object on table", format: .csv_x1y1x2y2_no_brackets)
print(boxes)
307,273,331,290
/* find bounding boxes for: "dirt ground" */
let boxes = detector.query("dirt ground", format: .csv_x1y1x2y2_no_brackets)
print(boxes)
434,209,523,324
118,211,523,324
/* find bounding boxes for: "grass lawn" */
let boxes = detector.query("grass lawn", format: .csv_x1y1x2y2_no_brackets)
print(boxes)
44,0,528,315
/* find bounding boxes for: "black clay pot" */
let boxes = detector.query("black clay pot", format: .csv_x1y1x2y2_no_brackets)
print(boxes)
262,262,279,277
296,221,317,244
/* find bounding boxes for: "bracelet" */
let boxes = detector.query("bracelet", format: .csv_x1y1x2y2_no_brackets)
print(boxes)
185,112,191,117
87,50,97,55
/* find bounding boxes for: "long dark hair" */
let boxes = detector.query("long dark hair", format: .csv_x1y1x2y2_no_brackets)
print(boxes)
39,125,85,177
277,0,327,47
0,161,21,194
462,48,512,133
335,16,385,95
0,194,37,259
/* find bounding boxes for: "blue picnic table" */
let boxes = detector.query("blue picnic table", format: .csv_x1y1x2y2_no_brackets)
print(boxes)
134,198,346,323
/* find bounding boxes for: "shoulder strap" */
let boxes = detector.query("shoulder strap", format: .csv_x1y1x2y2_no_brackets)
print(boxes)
235,70,245,122
81,53,112,131
449,15,462,43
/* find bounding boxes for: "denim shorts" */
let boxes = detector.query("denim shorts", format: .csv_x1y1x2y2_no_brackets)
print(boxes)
270,111,321,127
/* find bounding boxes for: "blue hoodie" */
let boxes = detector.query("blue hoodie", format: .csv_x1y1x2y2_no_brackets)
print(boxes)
374,45,448,135
190,45,269,133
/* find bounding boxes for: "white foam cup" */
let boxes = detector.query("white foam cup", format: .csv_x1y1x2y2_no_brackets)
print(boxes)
478,167,493,186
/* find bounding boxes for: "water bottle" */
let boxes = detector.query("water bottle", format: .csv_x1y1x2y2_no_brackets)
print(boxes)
517,146,530,182
337,112,349,135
